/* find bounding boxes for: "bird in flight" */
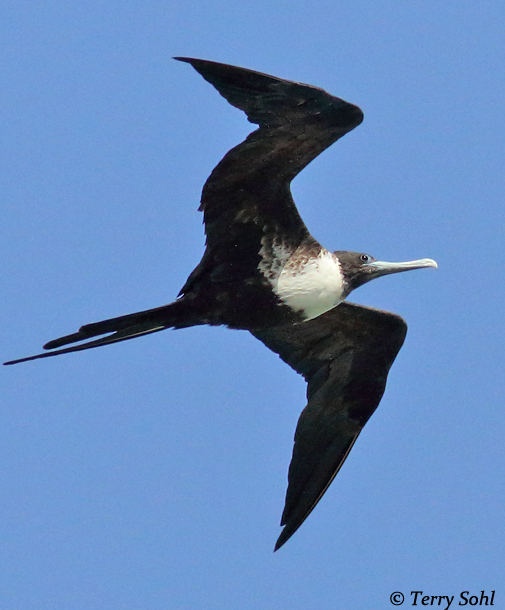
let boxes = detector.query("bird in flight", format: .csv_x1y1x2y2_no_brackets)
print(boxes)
5,58,437,550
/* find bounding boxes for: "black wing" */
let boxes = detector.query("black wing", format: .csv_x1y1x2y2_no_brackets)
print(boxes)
252,302,407,550
4,60,363,363
175,58,364,296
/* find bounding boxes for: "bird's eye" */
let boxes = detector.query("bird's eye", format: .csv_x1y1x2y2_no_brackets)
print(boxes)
360,254,370,263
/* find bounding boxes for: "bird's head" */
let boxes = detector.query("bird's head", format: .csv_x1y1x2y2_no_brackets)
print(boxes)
335,251,438,296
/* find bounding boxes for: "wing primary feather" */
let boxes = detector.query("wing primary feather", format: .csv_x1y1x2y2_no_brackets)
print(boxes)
274,433,361,551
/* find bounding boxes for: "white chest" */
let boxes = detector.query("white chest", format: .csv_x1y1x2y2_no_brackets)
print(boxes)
274,249,346,320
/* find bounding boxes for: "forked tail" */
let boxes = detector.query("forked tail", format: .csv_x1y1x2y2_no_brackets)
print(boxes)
4,298,198,365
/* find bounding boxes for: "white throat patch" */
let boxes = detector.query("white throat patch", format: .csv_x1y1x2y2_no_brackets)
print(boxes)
274,248,345,320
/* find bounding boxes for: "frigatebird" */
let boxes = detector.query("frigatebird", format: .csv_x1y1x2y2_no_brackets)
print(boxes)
4,58,437,550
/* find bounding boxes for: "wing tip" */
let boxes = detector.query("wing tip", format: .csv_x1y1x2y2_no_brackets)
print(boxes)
173,56,193,64
273,525,297,552
173,56,214,69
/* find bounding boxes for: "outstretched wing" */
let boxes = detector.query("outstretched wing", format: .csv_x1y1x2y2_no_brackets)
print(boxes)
175,58,364,295
4,61,364,364
252,302,407,550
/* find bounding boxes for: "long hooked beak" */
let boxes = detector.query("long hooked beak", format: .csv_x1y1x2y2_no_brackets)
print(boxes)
368,258,438,277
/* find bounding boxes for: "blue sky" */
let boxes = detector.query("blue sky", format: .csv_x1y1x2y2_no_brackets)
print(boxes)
2,1,504,609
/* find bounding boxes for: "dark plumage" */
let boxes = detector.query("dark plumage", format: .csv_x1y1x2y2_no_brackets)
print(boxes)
4,58,436,550
253,303,406,550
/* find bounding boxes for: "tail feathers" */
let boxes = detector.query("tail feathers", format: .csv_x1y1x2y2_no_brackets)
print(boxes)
43,301,186,350
4,299,197,366
4,324,166,365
